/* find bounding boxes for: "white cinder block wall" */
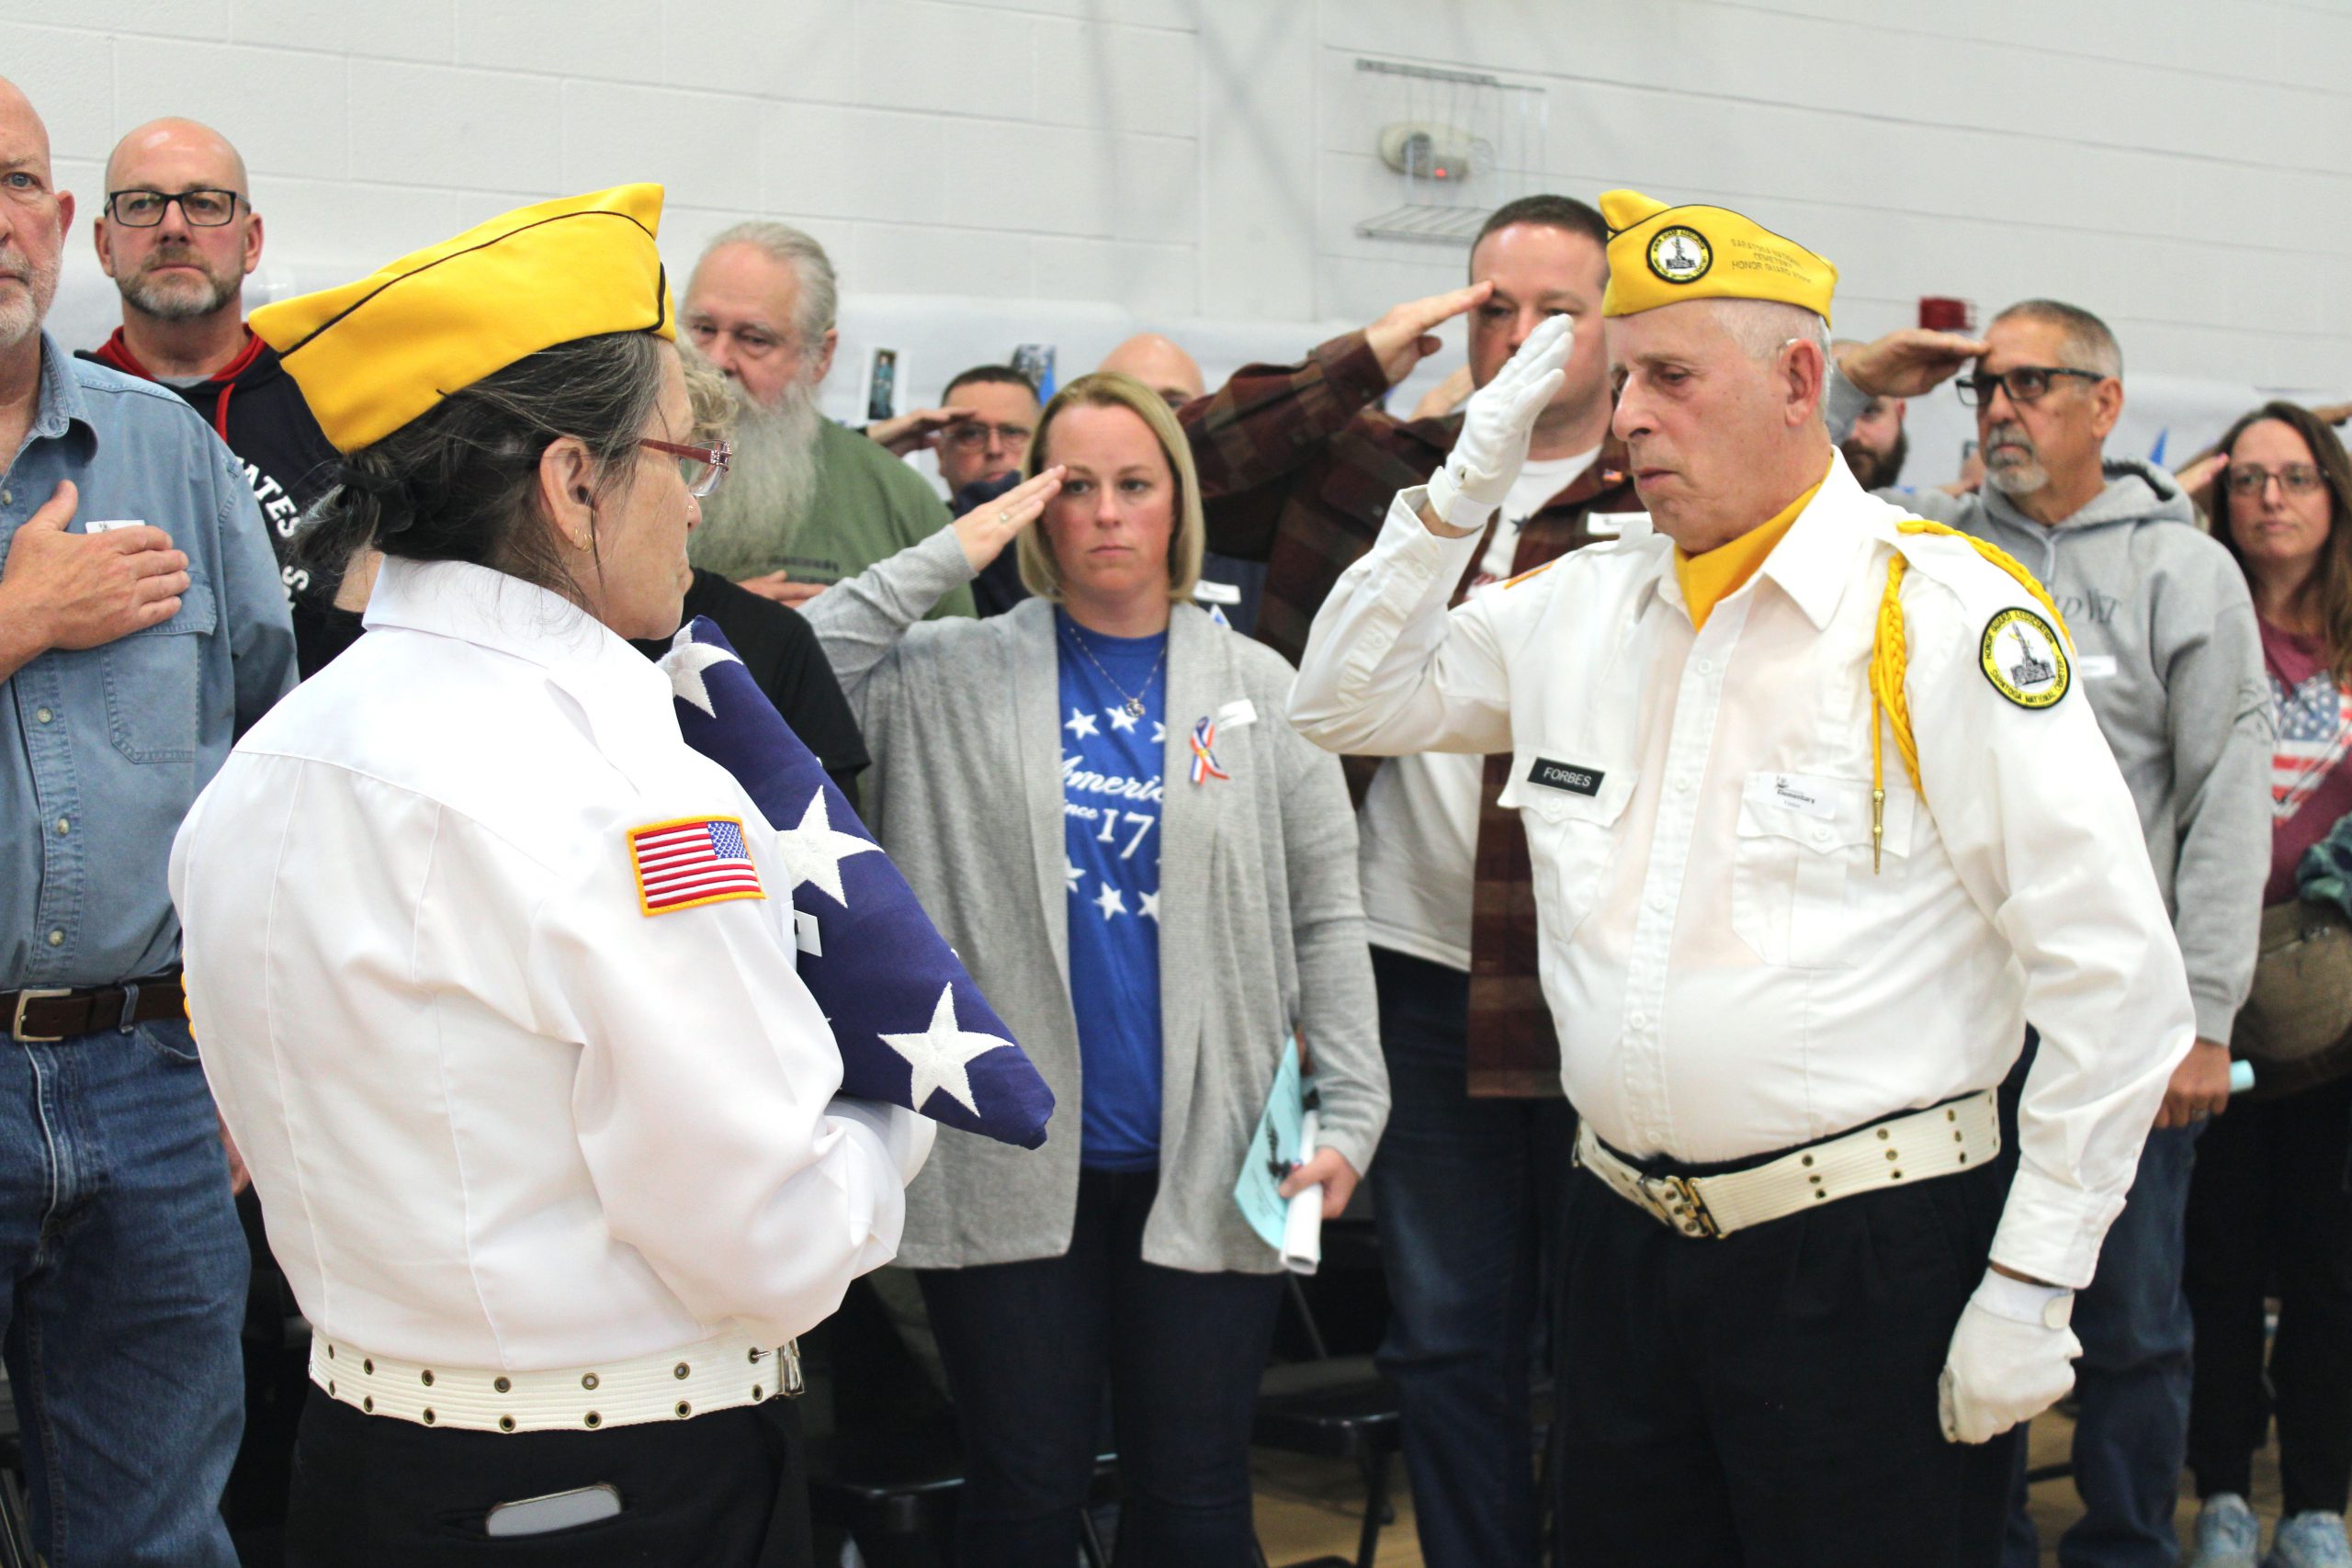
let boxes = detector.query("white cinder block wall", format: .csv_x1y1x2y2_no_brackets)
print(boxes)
23,0,2352,406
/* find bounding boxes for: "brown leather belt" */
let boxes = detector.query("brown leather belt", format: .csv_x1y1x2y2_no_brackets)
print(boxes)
2,972,186,1043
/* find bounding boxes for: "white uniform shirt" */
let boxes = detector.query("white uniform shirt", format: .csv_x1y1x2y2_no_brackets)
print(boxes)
1292,456,2194,1287
168,558,930,1371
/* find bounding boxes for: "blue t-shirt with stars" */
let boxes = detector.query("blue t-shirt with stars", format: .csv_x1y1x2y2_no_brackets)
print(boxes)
1057,611,1166,1171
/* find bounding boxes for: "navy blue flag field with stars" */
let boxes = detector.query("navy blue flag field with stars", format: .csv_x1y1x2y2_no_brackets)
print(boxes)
660,618,1054,1149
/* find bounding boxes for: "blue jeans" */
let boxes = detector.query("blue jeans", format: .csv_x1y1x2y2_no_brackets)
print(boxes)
0,1018,244,1566
2003,1122,2199,1568
1368,949,1574,1568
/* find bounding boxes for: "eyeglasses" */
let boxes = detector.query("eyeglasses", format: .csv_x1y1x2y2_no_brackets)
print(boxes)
1954,366,2107,407
942,422,1033,453
2224,464,2325,499
639,437,731,498
104,188,243,227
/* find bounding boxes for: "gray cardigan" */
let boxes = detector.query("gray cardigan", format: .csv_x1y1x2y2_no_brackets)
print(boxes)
802,530,1386,1273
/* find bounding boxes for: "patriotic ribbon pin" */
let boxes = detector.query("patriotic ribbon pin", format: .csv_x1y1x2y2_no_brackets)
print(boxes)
1188,716,1228,785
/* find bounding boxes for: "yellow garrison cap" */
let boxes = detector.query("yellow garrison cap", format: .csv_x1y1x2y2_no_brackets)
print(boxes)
1598,188,1837,326
251,184,676,453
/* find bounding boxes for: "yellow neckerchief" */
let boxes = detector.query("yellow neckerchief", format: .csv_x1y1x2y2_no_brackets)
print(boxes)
1866,519,2073,871
1672,472,1827,632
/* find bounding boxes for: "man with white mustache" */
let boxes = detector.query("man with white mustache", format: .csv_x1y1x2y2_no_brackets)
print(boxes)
1836,305,2272,1568
0,76,294,1567
681,222,972,617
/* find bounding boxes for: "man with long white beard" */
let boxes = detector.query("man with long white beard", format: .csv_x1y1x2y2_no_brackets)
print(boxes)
683,222,972,616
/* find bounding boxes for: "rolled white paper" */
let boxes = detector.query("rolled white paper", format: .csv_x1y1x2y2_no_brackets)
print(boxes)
1283,1109,1323,1275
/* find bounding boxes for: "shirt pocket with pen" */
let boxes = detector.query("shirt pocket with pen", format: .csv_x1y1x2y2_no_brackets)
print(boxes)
1513,761,1637,946
100,575,217,764
1730,771,1915,969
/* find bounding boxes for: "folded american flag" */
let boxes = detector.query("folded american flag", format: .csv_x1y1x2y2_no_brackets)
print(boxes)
661,618,1054,1149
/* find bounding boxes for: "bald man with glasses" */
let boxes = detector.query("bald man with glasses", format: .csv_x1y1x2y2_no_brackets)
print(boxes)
84,118,351,674
1834,305,2273,1568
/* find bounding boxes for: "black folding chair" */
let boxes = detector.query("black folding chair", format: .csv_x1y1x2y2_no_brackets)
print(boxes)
1250,1274,1402,1568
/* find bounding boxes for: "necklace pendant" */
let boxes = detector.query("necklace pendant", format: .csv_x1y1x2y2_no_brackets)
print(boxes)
1125,698,1146,718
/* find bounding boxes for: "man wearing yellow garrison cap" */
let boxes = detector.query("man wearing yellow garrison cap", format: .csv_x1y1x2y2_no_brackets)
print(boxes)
169,185,993,1567
1292,190,2195,1564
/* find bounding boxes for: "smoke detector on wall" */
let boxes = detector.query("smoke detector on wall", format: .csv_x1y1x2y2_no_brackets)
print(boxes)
1379,121,1480,182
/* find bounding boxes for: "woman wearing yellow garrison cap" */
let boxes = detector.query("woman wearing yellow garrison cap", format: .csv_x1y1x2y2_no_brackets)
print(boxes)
164,186,979,1567
1292,189,2199,1563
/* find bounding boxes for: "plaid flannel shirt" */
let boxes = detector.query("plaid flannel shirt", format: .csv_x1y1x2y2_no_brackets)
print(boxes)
1180,330,1643,1096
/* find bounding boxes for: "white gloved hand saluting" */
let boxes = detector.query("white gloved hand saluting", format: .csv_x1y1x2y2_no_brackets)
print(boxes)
1938,1269,2081,1445
1424,314,1574,536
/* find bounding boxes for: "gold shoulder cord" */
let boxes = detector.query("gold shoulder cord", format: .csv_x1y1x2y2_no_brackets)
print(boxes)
1865,520,2072,873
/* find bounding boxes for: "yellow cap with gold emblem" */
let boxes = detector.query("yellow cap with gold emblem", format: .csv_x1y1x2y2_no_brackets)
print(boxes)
250,184,676,454
1597,189,1838,326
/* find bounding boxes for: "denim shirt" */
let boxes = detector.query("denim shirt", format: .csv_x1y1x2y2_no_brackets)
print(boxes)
1,335,296,987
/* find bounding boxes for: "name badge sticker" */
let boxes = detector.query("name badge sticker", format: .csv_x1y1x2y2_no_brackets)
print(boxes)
2075,654,2119,680
1216,698,1258,730
1193,580,1242,606
84,519,146,535
1527,758,1603,797
1745,772,1838,821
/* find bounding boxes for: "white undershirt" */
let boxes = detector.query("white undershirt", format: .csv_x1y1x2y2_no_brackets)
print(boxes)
1357,449,1597,970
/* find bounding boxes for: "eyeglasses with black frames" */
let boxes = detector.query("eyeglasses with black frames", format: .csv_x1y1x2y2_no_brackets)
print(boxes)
639,438,731,499
104,188,244,227
1954,366,2107,407
941,422,1034,453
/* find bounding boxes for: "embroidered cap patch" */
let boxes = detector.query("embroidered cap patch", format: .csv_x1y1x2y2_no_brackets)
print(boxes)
629,816,765,915
1980,608,2071,709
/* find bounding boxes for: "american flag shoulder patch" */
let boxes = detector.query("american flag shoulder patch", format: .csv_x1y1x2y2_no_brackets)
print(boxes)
628,816,765,916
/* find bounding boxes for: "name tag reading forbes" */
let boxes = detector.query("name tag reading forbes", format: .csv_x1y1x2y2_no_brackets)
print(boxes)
1527,757,1604,797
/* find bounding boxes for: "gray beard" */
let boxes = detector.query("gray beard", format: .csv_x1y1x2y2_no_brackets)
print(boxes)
686,378,824,580
122,261,240,322
1984,423,2048,498
0,245,58,352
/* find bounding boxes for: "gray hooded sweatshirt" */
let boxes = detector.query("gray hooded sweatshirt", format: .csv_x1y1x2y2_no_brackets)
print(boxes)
1838,410,2272,1043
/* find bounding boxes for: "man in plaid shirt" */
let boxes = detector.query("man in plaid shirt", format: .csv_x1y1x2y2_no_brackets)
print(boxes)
1176,194,1634,1568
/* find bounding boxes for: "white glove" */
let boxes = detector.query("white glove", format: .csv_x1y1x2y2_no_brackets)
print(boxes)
826,1096,937,1186
1938,1269,2080,1444
1425,313,1574,533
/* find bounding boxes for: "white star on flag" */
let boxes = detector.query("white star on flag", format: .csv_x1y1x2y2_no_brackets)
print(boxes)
665,639,744,716
1064,857,1084,892
1065,707,1100,739
1093,885,1126,920
878,984,1003,1116
775,790,881,906
1107,705,1139,733
1139,889,1160,921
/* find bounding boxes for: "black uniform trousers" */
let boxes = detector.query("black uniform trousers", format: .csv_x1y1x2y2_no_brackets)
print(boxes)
284,1384,813,1567
1552,1152,2018,1567
2184,1074,2352,1515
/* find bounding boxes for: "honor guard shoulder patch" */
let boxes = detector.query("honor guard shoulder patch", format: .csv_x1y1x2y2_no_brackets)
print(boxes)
628,816,765,915
1980,607,2071,709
